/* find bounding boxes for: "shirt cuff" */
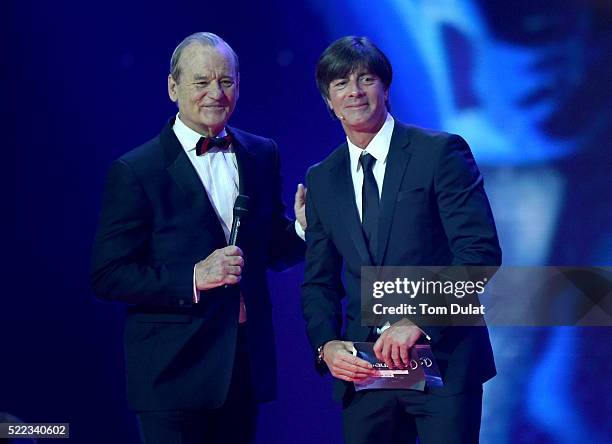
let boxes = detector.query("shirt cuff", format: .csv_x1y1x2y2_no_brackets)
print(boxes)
193,264,200,304
376,320,431,341
294,219,306,241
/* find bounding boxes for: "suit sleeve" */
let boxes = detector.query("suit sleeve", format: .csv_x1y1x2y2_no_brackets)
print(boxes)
420,135,502,342
266,141,306,271
300,168,344,360
434,135,502,266
90,159,194,307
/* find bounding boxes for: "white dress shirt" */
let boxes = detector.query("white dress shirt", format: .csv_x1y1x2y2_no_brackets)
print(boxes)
173,115,246,320
347,113,395,221
173,115,239,242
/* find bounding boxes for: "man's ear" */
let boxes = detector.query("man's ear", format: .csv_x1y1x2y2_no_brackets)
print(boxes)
168,74,178,103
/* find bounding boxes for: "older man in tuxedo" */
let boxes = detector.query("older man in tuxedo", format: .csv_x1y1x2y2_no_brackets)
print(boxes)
91,32,305,443
301,36,501,444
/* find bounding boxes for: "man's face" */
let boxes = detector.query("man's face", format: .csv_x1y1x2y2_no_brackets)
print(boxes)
168,43,239,136
326,69,388,134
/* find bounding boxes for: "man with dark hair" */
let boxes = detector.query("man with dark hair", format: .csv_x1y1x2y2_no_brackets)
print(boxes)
302,36,501,443
91,32,305,443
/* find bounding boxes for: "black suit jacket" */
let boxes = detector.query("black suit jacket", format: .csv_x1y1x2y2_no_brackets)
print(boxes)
301,122,501,401
91,118,304,411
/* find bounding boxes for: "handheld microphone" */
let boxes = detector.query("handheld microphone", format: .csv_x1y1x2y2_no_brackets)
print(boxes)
229,194,249,246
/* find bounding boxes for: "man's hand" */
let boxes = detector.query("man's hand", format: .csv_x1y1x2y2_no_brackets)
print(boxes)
373,319,423,369
294,183,307,230
323,340,376,382
195,246,244,290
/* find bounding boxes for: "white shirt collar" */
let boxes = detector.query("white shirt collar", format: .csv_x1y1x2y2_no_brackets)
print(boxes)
172,113,228,153
347,113,395,173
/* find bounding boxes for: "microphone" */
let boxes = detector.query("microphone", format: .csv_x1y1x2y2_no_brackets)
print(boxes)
229,194,249,245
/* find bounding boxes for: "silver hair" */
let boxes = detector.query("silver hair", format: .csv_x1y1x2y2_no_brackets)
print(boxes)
169,32,239,83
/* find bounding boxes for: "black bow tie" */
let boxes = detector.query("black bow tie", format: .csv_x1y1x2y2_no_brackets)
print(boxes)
195,134,233,156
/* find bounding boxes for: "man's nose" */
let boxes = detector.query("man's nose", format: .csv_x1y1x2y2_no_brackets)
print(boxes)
348,79,364,96
206,80,223,98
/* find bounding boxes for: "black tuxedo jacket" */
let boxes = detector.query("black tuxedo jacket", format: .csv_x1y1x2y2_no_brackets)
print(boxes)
301,122,501,401
91,118,304,411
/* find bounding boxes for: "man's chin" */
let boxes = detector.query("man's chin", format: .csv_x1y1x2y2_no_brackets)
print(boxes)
344,116,374,130
343,112,388,133
199,116,229,133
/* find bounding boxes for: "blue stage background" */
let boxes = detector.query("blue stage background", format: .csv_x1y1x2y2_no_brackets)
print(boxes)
3,1,611,442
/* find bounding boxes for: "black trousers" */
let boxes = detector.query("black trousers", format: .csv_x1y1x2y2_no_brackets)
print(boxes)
342,387,483,444
137,325,258,444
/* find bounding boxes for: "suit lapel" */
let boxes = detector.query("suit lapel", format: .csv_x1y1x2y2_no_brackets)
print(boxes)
160,119,226,241
377,124,412,265
329,146,372,266
227,127,254,198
